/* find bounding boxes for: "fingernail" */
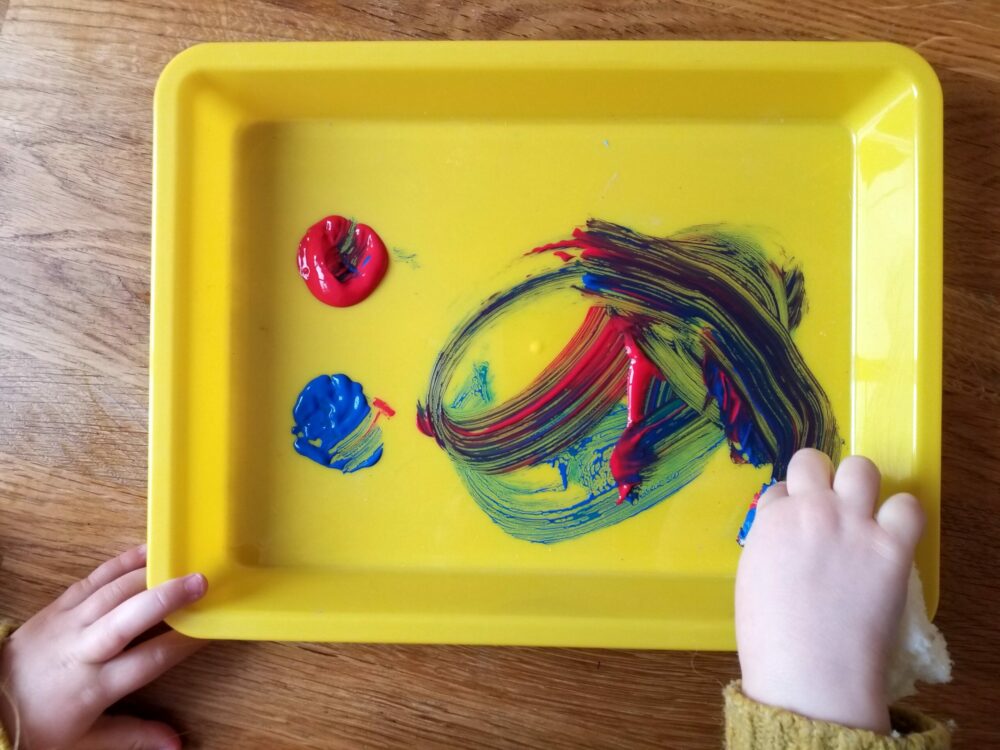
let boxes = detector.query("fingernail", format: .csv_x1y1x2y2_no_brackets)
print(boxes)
137,543,148,557
184,573,207,597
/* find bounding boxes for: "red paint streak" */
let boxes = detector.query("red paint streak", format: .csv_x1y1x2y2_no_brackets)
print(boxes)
437,303,665,503
527,227,614,262
528,239,587,255
553,250,575,262
416,406,435,437
454,309,629,437
372,398,396,417
715,369,742,430
363,398,396,436
422,296,668,501
623,334,659,426
297,215,389,307
571,227,621,261
609,333,663,504
708,362,747,454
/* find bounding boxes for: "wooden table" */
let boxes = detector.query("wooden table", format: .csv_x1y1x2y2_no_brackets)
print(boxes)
1,2,998,747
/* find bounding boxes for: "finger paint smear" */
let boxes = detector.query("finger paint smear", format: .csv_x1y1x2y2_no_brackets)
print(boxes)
292,374,392,473
417,220,841,544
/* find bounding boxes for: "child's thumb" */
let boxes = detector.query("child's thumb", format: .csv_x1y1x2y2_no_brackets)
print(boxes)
76,714,182,750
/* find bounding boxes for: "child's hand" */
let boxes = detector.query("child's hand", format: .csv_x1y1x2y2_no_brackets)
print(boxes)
0,545,207,750
736,449,924,734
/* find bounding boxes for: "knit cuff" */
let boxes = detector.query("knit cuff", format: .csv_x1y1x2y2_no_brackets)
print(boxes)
0,620,16,750
724,681,951,750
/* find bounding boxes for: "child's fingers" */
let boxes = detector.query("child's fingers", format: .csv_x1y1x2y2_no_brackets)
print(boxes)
785,448,833,494
755,481,788,511
79,573,207,662
75,714,181,750
57,545,147,610
101,629,206,702
876,492,925,555
832,455,881,516
75,567,148,625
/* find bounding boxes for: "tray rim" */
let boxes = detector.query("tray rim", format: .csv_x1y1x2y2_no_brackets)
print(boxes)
148,39,943,647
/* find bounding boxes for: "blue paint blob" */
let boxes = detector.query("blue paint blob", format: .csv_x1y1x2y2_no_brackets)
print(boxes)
581,272,607,293
291,374,384,473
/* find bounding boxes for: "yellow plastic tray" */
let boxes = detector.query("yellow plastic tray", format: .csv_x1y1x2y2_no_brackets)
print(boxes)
149,41,942,648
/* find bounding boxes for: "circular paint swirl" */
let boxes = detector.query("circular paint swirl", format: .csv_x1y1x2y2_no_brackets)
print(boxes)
297,215,389,307
417,219,841,544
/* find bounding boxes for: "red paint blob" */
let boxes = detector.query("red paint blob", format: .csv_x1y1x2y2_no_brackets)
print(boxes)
297,215,389,307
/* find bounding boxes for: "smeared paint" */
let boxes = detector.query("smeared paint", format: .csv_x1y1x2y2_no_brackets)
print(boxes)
297,215,388,307
737,479,777,546
417,219,841,544
390,247,421,268
292,374,390,473
372,398,396,418
441,361,724,542
609,331,663,504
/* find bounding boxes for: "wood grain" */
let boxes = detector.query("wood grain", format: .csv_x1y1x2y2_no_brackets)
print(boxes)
1,1,998,747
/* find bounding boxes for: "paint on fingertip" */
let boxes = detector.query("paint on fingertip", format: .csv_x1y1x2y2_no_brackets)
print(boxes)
736,479,777,546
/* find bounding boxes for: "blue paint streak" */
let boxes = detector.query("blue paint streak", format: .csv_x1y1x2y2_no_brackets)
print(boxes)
703,358,770,467
291,374,384,473
449,361,494,411
581,273,607,293
736,505,756,546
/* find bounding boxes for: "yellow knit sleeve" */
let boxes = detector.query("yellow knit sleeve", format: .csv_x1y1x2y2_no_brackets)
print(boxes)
0,620,16,750
724,681,951,750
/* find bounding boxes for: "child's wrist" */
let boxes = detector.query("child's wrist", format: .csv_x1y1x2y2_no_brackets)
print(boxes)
742,671,890,734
